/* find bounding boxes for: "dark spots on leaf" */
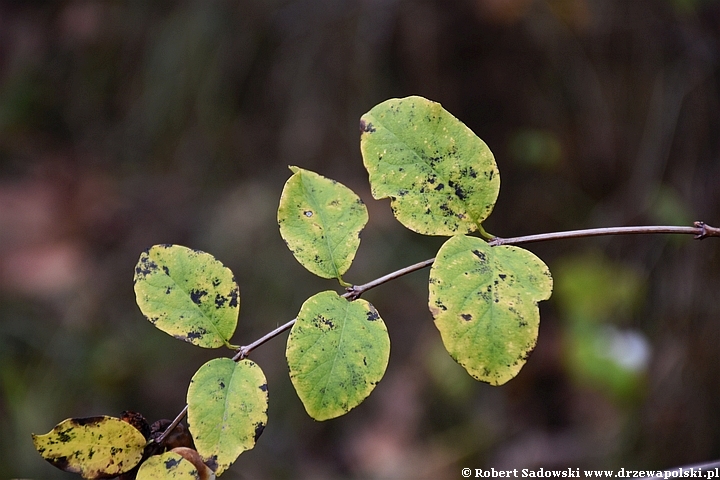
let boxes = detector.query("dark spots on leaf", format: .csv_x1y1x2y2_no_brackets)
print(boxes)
366,310,380,321
461,313,472,321
134,258,158,278
499,274,507,280
259,383,268,392
472,249,487,262
186,328,208,340
254,422,265,441
228,288,239,308
110,446,123,455
214,293,227,308
397,189,408,197
190,289,207,305
219,381,225,389
461,166,478,179
206,455,219,471
304,210,313,217
71,416,104,427
164,457,181,469
360,119,376,133
363,356,367,366
487,170,495,181
56,428,73,443
518,320,528,327
434,183,444,191
434,300,447,311
314,315,335,330
448,180,467,200
165,287,172,294
212,277,221,287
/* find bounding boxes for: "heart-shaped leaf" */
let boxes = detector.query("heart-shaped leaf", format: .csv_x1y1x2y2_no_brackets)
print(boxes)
429,235,552,385
187,358,268,475
278,166,368,283
32,416,146,479
360,96,500,236
286,291,390,420
134,244,239,348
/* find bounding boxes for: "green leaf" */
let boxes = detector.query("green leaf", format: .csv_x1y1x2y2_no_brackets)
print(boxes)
32,416,146,479
286,291,390,421
133,244,240,349
278,166,369,283
360,96,500,236
187,358,268,475
136,452,201,480
429,235,552,385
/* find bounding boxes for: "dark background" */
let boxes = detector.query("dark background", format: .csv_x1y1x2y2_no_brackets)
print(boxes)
1,1,719,478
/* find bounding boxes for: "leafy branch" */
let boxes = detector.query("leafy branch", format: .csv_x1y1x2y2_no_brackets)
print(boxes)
32,96,720,478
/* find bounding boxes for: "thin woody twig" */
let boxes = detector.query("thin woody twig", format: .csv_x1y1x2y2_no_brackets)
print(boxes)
488,221,719,246
155,404,188,445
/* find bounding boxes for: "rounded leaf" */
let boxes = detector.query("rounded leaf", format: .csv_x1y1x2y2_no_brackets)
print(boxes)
360,96,500,236
187,358,268,475
429,235,552,385
32,416,146,479
136,452,201,480
286,291,390,421
278,166,369,282
134,244,239,348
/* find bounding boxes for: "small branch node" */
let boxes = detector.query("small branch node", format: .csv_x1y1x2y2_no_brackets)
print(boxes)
694,221,720,240
344,285,362,301
232,347,248,362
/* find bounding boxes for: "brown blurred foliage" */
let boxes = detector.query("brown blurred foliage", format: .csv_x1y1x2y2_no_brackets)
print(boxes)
0,0,719,478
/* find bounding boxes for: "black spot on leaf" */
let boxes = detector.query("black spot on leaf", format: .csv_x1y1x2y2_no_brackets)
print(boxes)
72,416,105,427
254,422,265,441
472,249,487,262
164,457,181,469
228,288,239,308
186,328,208,340
190,289,207,305
214,294,227,308
259,383,268,392
359,119,376,133
366,310,380,321
461,313,472,321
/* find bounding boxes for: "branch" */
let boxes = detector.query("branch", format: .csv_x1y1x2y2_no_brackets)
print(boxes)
157,221,718,443
488,221,719,246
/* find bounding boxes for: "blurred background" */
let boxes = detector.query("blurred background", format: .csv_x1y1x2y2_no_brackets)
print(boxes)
1,0,719,478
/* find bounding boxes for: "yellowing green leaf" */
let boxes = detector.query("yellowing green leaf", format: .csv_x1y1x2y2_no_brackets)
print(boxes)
429,235,552,385
360,96,500,236
278,166,368,283
187,358,268,475
32,416,146,479
286,291,390,421
136,452,200,480
134,244,239,349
